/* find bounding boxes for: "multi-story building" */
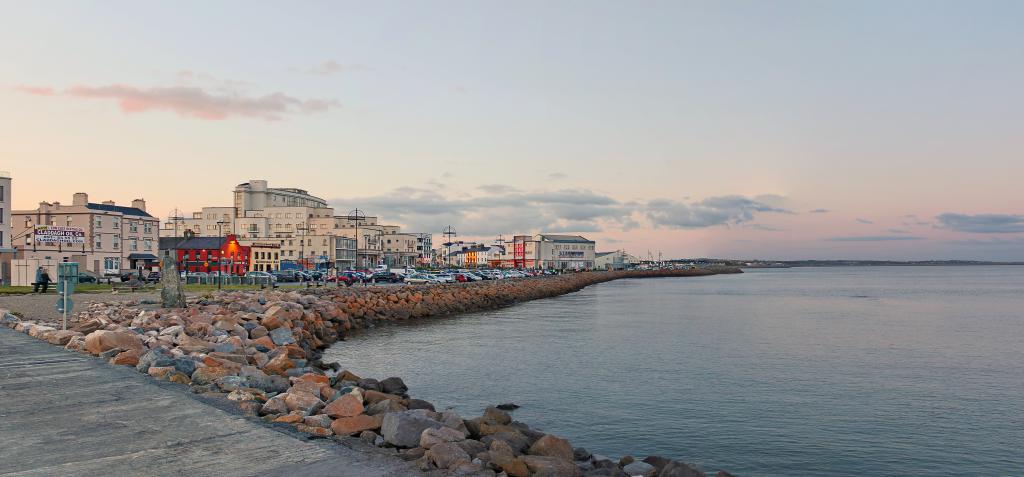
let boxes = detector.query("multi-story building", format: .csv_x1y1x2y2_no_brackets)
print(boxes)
244,241,281,272
160,180,431,272
171,234,250,275
334,236,357,270
595,250,640,270
496,234,595,270
0,171,12,284
12,193,160,276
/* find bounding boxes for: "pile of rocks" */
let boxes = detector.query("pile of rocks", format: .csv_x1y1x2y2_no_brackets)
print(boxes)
1,269,740,476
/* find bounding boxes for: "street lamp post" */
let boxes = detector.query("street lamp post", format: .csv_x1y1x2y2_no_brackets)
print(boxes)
442,225,457,270
297,224,308,272
216,220,226,290
347,208,366,269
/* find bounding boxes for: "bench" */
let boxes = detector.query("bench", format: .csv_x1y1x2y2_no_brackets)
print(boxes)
111,282,150,293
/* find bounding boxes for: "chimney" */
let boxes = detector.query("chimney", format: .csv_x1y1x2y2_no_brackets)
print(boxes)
102,200,115,206
72,192,89,206
132,199,146,211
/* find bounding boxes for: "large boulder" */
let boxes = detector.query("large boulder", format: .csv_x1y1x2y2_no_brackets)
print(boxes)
424,442,471,470
520,455,580,477
528,434,573,461
419,426,466,449
381,410,443,448
136,347,174,373
321,394,363,418
268,327,295,346
379,376,408,395
191,366,235,386
622,461,657,477
284,391,324,414
331,414,383,436
83,330,144,355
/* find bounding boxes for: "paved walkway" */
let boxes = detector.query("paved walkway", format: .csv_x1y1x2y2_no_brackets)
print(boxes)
0,327,417,477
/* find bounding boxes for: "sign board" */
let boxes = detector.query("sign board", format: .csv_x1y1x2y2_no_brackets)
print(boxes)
34,226,86,244
558,250,585,258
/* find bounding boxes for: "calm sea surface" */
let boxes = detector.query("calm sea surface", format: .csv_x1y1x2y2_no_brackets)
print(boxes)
323,266,1024,476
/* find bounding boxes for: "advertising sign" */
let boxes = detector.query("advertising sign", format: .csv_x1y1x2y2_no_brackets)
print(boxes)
34,226,86,244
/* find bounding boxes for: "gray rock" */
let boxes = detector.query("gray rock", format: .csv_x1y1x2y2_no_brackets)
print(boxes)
2,312,21,325
171,358,197,376
268,327,295,345
136,347,174,373
425,442,471,470
622,461,656,477
213,342,237,353
214,376,248,392
357,378,381,391
381,410,443,448
380,376,408,395
574,447,592,461
407,398,435,411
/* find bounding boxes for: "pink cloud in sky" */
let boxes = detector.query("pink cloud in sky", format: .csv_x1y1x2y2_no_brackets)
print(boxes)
16,84,338,121
13,85,56,95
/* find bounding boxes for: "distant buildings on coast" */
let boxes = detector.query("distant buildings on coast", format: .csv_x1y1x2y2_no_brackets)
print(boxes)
0,174,647,284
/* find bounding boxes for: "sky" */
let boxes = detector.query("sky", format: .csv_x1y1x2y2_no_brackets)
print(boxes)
2,1,1023,260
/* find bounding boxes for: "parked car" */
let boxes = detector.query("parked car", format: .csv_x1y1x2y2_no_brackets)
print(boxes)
404,273,438,285
326,274,355,286
145,271,161,283
75,272,98,283
369,271,403,283
245,271,276,283
433,272,455,283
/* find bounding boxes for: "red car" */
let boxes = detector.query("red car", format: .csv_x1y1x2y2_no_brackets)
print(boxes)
453,273,469,283
326,274,355,286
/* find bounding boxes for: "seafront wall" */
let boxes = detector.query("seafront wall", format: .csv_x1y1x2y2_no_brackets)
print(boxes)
2,269,740,477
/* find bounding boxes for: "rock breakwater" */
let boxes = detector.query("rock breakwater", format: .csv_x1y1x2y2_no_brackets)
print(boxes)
2,269,740,476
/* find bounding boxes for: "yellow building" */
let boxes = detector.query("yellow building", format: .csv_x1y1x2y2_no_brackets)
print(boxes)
245,241,281,272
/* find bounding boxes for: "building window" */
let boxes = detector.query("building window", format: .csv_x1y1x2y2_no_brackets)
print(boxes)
130,221,138,233
0,185,4,202
113,236,120,249
130,239,138,251
113,217,120,228
0,208,3,224
144,222,152,234
144,239,152,250
0,231,3,246
65,216,72,226
95,216,102,228
95,234,102,249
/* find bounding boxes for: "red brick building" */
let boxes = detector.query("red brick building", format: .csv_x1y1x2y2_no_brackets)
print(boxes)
171,234,250,275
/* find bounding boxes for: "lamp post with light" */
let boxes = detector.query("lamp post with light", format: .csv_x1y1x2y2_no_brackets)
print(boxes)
216,220,226,290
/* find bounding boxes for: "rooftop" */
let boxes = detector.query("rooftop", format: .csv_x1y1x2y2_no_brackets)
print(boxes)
86,203,154,218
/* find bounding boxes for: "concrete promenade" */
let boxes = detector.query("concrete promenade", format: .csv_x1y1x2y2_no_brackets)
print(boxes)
0,326,415,477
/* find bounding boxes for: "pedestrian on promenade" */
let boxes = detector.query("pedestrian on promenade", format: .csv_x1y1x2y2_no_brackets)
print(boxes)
33,266,52,293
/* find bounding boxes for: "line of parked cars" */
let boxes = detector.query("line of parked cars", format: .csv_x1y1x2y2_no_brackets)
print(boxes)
403,269,557,284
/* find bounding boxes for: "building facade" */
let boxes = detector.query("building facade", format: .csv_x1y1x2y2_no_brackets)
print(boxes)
595,250,640,270
495,234,595,270
244,241,281,272
171,234,250,275
161,180,431,272
0,171,12,285
333,236,357,270
12,193,160,276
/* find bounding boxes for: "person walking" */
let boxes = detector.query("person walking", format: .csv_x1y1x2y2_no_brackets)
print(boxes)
33,266,52,293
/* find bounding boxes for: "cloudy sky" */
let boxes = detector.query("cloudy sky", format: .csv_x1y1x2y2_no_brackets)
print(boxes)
3,1,1023,260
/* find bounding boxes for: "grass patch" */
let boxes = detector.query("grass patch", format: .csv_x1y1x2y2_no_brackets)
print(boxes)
0,284,117,295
